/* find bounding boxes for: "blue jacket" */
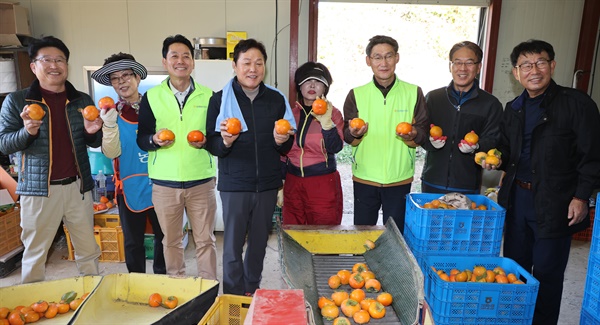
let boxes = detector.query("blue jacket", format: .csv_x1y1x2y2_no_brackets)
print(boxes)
0,80,101,196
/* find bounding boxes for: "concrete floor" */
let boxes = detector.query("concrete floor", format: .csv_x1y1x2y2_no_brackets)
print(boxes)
0,213,590,325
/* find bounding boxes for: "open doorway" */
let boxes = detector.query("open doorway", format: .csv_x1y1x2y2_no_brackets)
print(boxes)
315,3,487,216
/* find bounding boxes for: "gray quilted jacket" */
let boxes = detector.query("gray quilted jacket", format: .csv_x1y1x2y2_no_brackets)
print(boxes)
0,80,101,196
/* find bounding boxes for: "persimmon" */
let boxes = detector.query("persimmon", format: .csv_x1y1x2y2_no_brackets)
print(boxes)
96,203,107,211
321,304,339,320
69,298,83,311
158,129,175,141
98,96,115,109
430,124,443,138
44,304,58,319
352,263,368,274
100,196,109,204
485,155,500,167
368,301,386,319
148,293,162,307
350,289,366,303
348,272,365,289
275,119,292,135
312,98,327,115
455,271,468,282
439,272,450,281
337,269,351,285
487,148,501,158
485,270,496,283
331,291,349,307
22,311,39,324
162,296,178,309
473,265,487,277
82,105,100,121
27,104,45,121
353,309,371,324
187,130,205,142
360,298,375,311
332,317,351,325
495,274,509,284
396,122,412,135
463,130,479,145
56,303,70,314
474,152,487,165
507,273,518,283
31,301,48,313
328,275,342,289
349,118,365,130
0,319,8,325
360,270,375,282
318,296,335,309
493,266,506,276
225,118,242,135
340,299,361,317
7,312,24,325
0,307,8,319
513,280,525,284
363,239,375,251
365,278,381,292
106,202,114,209
376,292,393,306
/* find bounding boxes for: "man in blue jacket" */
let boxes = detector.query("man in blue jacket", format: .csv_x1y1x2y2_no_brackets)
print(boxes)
483,39,600,324
0,36,101,283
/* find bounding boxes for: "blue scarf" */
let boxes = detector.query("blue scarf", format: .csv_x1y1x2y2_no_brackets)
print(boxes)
215,78,296,132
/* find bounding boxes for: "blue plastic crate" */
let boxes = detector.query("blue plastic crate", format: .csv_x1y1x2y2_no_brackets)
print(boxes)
583,252,600,316
405,194,505,244
580,307,600,325
424,255,539,325
588,193,600,255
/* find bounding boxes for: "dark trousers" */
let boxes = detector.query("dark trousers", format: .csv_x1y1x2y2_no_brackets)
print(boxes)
221,190,277,295
117,194,166,274
502,185,571,325
353,181,411,233
421,182,480,194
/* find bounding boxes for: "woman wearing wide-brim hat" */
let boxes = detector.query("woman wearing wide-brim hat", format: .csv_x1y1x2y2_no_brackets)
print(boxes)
91,54,166,274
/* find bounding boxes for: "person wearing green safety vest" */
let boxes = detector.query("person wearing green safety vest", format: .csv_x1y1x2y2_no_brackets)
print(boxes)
342,35,428,233
137,35,217,280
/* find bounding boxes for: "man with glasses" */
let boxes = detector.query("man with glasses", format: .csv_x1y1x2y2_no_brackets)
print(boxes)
137,35,218,280
421,41,502,194
0,36,102,283
343,35,428,231
482,39,600,324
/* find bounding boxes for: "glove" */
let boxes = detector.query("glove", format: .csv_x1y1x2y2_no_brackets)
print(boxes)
458,139,479,153
311,96,334,131
276,187,284,208
100,108,118,128
430,136,446,149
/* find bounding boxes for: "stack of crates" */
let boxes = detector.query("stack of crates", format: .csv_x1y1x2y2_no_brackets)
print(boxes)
404,193,506,271
580,193,600,324
64,213,125,262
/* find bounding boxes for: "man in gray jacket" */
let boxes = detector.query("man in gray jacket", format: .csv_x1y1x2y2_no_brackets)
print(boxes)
0,36,101,283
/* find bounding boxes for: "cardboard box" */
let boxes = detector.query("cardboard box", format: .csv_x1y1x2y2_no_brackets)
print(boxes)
0,2,32,46
226,31,247,60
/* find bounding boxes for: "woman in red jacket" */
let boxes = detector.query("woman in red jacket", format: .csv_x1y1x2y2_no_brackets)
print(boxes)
283,62,344,225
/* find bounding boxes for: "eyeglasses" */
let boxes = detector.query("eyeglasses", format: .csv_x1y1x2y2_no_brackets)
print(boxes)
33,57,67,65
516,59,551,72
369,53,396,64
109,72,135,84
451,60,479,68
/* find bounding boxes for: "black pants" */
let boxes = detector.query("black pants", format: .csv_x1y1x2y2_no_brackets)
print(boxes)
503,185,571,325
117,194,166,274
353,181,411,233
220,190,277,295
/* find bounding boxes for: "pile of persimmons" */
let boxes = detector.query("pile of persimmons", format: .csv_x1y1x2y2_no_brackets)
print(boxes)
0,291,88,325
420,199,488,210
432,265,525,284
319,261,394,324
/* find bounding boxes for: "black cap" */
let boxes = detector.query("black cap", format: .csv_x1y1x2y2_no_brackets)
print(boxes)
294,62,333,95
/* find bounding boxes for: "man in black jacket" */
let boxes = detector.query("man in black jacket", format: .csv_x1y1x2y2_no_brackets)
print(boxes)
205,39,294,296
483,39,600,324
421,41,502,193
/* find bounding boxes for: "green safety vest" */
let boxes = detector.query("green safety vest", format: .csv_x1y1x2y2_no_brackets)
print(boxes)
146,80,215,181
352,79,418,184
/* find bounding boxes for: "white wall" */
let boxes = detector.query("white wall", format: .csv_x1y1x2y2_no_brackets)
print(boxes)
16,0,291,95
491,0,584,105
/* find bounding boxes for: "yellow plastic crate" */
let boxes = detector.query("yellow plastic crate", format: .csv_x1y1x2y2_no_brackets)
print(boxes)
198,294,252,325
64,218,125,262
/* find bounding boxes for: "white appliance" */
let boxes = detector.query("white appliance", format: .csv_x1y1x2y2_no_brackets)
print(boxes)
193,59,233,231
193,59,233,92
